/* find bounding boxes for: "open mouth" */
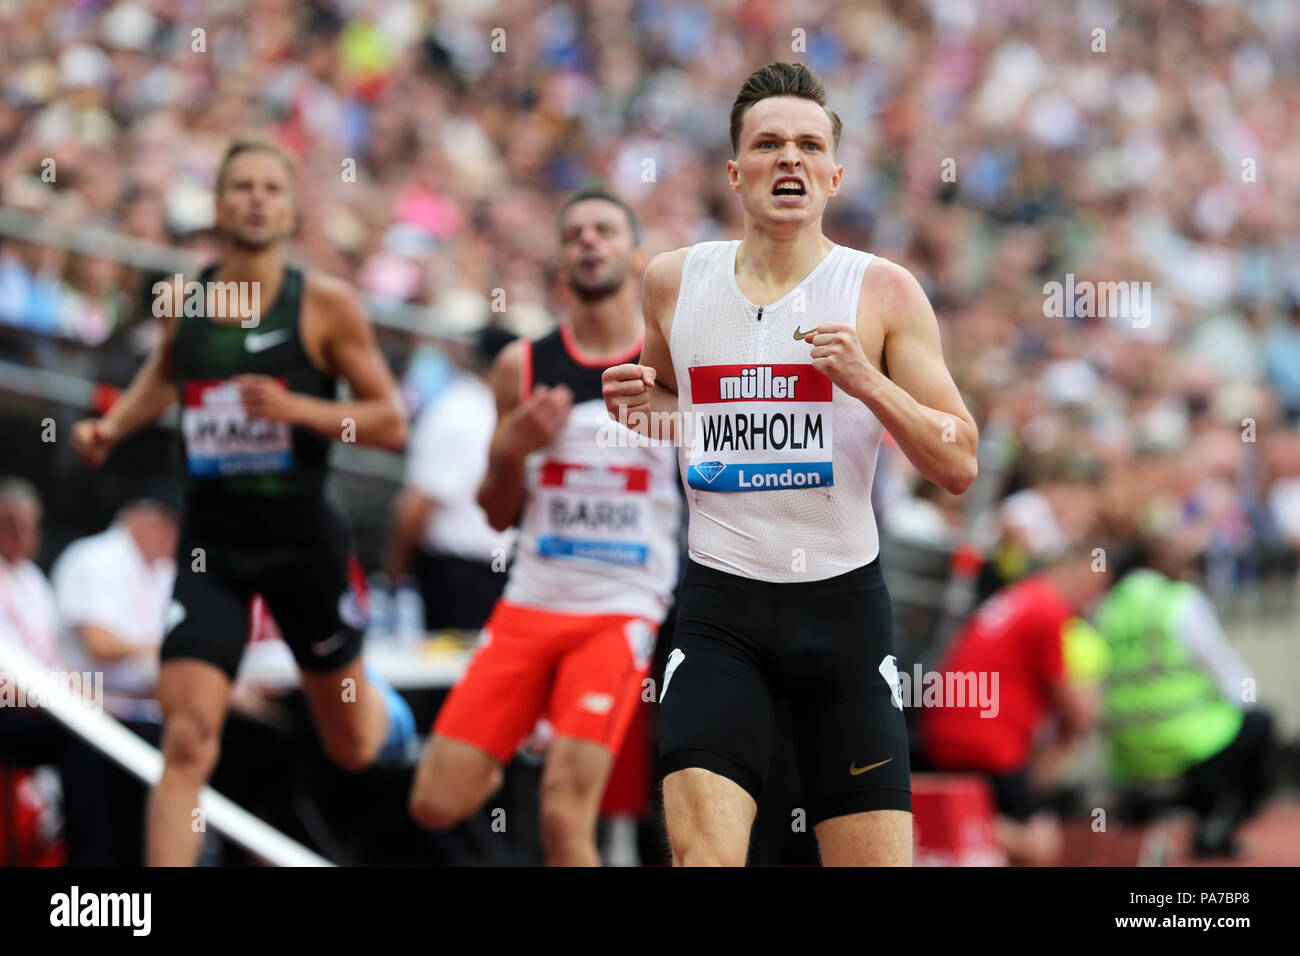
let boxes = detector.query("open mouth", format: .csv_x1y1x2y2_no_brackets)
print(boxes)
772,178,806,197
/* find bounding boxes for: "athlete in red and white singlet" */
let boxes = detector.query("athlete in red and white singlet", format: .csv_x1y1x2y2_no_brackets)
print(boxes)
408,190,680,866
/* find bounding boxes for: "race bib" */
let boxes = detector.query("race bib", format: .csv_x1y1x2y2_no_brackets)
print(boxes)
181,378,292,477
533,460,651,567
686,363,833,491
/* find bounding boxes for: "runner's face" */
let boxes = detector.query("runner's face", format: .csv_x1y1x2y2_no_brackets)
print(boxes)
728,96,842,232
216,151,295,251
559,199,638,302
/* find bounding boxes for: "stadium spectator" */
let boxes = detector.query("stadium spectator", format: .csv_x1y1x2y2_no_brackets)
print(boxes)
0,476,65,864
1097,532,1279,857
386,322,517,629
921,535,1110,865
51,488,178,717
46,488,178,865
0,477,59,667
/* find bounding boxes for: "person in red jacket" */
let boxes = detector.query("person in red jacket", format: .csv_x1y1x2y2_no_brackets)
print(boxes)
921,538,1108,864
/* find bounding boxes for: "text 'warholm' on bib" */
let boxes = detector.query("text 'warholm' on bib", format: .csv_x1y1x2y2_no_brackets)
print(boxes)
686,363,834,492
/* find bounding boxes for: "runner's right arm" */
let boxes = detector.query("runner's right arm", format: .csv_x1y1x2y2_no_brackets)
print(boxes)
477,340,573,532
602,247,687,441
72,302,180,468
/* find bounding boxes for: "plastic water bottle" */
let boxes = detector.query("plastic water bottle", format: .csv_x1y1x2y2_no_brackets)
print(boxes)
393,575,426,648
366,572,395,644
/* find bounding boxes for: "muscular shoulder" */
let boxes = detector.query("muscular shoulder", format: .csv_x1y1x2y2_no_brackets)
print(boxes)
303,269,368,326
858,256,932,335
642,247,691,313
149,273,192,373
298,270,374,373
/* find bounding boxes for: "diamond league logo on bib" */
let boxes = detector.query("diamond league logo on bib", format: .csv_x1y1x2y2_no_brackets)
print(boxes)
686,363,833,492
693,460,726,484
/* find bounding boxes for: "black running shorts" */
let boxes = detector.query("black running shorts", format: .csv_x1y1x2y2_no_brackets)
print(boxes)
160,495,366,681
659,558,911,823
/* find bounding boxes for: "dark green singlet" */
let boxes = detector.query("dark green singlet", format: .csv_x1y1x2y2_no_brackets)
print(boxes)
172,263,337,501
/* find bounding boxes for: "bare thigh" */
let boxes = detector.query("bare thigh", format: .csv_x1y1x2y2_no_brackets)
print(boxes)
662,767,757,866
409,734,502,828
814,809,913,866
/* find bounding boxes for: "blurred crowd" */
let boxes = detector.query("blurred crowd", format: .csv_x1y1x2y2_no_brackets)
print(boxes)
1,0,1299,864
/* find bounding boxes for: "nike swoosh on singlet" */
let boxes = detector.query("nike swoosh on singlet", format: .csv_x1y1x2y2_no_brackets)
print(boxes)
244,328,292,353
849,757,893,776
310,631,348,657
793,327,817,341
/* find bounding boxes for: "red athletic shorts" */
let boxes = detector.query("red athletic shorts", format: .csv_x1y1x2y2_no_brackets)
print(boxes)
433,600,657,764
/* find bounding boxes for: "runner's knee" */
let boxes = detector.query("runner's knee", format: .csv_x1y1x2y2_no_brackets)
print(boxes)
321,726,375,773
161,710,222,780
409,752,499,829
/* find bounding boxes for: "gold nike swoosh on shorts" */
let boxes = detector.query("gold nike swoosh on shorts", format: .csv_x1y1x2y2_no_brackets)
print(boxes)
849,757,893,776
793,327,817,341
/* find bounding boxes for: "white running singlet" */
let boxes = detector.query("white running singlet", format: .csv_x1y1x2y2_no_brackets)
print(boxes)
669,239,883,583
504,326,681,622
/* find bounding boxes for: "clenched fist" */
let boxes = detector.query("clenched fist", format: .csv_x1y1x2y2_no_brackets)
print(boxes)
602,363,656,424
236,374,301,422
71,418,120,468
501,383,573,458
807,323,877,400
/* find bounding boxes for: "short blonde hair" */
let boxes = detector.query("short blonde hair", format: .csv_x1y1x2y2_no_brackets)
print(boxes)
215,132,298,194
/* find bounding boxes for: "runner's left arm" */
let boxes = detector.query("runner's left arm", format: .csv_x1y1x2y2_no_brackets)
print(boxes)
237,282,408,452
806,258,977,495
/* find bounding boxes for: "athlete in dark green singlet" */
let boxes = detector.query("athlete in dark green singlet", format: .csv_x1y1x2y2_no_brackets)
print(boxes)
72,133,415,866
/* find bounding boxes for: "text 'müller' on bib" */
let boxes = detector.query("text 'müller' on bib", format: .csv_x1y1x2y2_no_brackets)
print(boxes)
686,363,834,492
182,378,293,477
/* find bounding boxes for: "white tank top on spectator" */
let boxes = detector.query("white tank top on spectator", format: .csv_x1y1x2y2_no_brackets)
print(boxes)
504,326,681,622
669,239,883,583
406,373,516,563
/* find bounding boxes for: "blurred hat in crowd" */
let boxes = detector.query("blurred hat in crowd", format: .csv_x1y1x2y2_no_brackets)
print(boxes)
3,175,57,214
322,207,368,255
1211,381,1267,427
998,488,1068,560
1040,357,1101,407
430,287,489,343
502,300,554,340
102,2,159,52
57,44,112,91
165,178,215,235
11,60,59,105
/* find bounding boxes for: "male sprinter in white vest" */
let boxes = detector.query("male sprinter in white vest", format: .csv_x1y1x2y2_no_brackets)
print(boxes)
603,62,979,866
409,190,680,865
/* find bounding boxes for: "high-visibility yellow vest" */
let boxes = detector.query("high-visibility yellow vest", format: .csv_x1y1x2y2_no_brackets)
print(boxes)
1095,571,1242,784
